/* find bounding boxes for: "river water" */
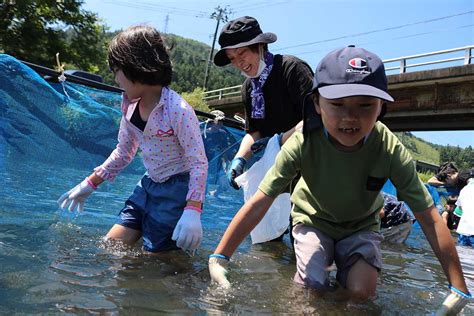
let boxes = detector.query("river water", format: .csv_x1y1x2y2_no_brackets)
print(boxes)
0,158,473,314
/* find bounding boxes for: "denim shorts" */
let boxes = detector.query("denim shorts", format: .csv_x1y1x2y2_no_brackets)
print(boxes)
292,224,383,289
117,173,189,252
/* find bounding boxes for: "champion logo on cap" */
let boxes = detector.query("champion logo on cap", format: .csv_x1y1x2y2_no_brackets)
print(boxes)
346,57,370,74
348,58,367,69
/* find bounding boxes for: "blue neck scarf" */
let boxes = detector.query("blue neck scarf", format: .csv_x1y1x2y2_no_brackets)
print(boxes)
250,52,274,119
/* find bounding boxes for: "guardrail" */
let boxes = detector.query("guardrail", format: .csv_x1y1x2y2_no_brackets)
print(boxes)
384,45,473,73
202,84,242,101
203,45,473,101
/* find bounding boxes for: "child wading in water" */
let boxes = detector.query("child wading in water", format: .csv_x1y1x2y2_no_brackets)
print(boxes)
208,46,471,314
58,25,208,253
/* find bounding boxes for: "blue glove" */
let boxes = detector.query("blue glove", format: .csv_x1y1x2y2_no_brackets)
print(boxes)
227,157,246,189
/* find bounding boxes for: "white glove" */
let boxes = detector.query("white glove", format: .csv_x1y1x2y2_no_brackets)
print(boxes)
57,178,96,212
172,208,202,250
435,286,471,316
209,254,231,288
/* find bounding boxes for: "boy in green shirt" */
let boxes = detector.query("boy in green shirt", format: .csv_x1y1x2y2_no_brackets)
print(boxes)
208,46,471,314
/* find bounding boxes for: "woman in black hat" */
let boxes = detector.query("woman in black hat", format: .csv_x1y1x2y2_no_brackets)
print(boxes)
213,16,313,190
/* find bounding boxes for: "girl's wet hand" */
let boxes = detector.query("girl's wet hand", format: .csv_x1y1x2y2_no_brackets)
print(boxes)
57,178,96,212
171,208,202,250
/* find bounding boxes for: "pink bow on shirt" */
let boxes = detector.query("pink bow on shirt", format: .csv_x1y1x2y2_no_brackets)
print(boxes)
157,128,174,137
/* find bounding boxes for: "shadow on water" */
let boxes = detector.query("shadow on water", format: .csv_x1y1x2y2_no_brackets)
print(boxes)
0,54,473,314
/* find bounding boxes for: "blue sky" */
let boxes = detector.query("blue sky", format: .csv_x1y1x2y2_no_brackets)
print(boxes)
83,0,473,148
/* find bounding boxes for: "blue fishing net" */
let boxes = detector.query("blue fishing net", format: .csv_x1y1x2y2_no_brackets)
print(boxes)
0,54,244,190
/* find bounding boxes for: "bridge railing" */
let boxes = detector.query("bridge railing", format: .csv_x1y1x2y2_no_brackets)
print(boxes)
202,84,242,101
203,45,473,101
384,45,473,74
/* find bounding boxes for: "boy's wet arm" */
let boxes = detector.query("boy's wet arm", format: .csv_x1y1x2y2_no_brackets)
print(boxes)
214,190,275,257
415,206,469,293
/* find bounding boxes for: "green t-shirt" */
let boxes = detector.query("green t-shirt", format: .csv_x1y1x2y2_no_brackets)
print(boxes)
259,122,433,240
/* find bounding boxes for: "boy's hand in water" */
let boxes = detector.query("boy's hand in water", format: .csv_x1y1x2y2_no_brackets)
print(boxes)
209,254,231,288
57,178,96,212
435,286,471,315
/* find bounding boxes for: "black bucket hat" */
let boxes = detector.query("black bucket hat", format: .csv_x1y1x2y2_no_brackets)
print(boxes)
213,16,277,67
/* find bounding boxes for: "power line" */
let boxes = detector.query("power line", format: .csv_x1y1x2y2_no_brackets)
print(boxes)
228,0,252,10
290,24,474,57
273,11,473,52
231,0,288,12
139,0,209,15
105,0,209,18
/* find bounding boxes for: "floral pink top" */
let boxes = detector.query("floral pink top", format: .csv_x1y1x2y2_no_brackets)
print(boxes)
94,87,208,202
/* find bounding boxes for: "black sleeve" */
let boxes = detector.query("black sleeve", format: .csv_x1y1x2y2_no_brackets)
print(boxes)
282,57,314,120
240,79,255,133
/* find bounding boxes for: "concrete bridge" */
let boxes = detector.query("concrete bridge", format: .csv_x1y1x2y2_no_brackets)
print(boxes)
204,46,474,132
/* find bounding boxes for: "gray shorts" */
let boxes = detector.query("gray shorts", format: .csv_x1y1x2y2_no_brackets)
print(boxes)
381,221,412,244
292,224,383,289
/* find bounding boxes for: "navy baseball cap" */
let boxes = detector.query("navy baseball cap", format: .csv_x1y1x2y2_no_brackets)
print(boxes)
312,45,394,102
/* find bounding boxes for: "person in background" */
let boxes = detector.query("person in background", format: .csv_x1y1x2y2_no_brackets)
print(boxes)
57,25,208,253
455,170,474,247
428,162,459,188
442,196,461,231
213,16,314,243
212,16,313,190
208,46,471,314
427,162,473,198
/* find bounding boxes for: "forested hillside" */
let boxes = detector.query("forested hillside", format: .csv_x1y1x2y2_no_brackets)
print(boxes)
94,32,243,93
167,34,243,93
395,132,473,170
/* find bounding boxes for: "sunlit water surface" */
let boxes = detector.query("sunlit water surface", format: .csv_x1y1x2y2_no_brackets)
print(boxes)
1,160,473,315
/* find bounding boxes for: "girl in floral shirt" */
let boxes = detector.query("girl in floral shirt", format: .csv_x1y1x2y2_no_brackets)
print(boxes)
58,25,208,253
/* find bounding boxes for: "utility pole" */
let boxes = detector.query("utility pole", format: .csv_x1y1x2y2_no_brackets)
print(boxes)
203,6,231,91
163,14,169,33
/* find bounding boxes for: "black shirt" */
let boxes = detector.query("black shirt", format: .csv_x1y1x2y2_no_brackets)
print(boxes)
130,102,146,131
241,54,313,137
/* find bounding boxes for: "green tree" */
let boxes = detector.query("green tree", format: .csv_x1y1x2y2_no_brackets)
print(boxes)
440,145,473,169
165,33,242,93
0,0,107,71
181,87,210,113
